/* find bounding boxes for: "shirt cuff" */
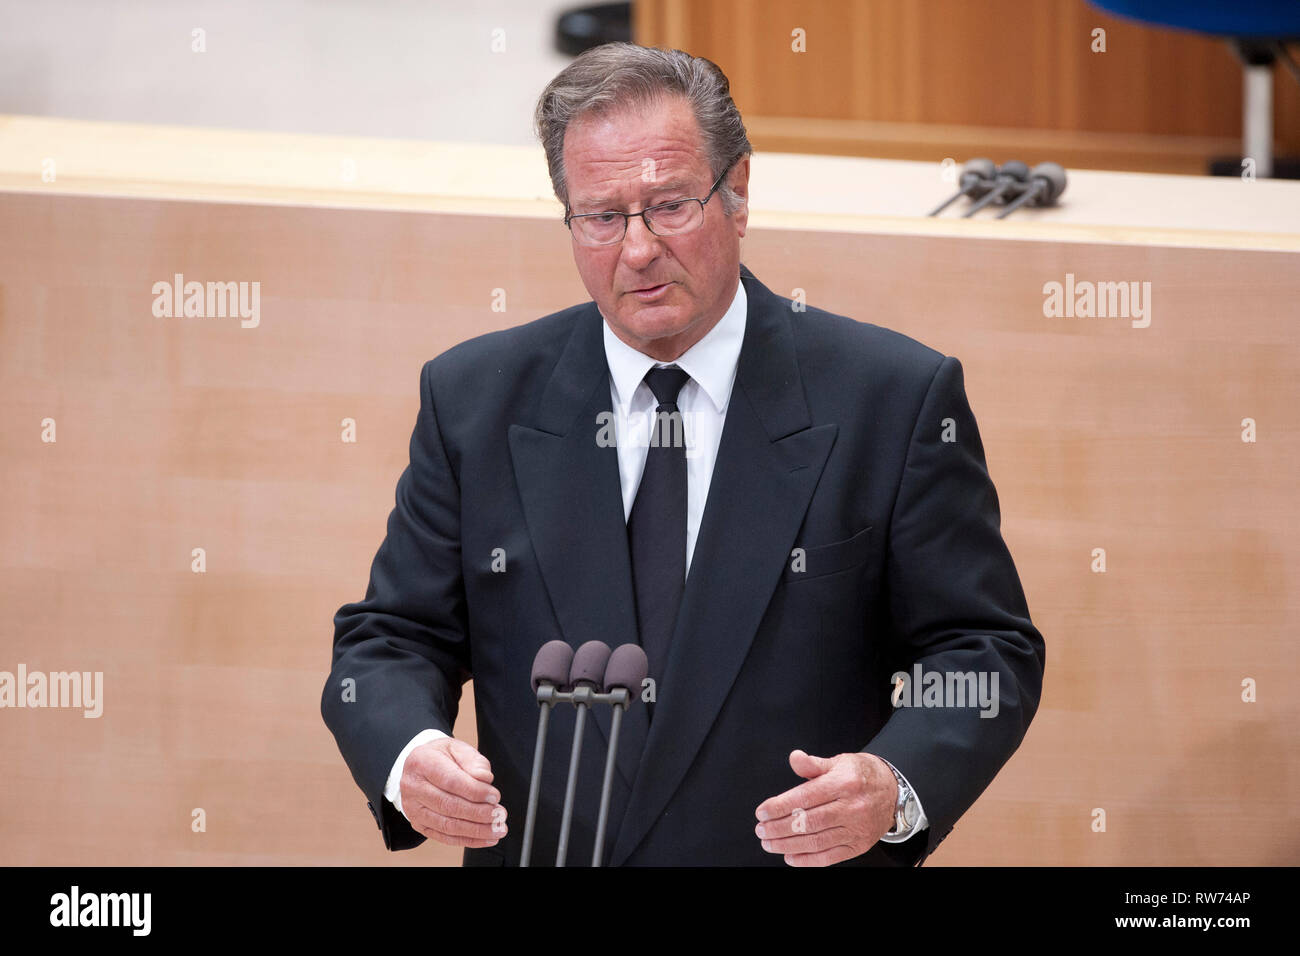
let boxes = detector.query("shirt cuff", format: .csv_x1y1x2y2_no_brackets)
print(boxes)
383,728,450,820
874,756,930,843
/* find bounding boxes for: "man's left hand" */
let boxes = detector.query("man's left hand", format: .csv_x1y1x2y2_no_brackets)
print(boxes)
754,750,897,866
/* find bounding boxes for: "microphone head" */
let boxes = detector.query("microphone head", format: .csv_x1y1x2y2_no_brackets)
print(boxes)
569,640,613,688
531,640,575,692
962,157,996,181
998,160,1031,182
1029,162,1067,204
603,644,649,694
959,158,997,197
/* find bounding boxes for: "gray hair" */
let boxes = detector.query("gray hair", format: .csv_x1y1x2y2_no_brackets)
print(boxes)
534,42,752,216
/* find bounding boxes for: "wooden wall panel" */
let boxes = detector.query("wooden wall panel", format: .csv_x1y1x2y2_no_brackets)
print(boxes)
1,183,1296,864
635,0,1300,173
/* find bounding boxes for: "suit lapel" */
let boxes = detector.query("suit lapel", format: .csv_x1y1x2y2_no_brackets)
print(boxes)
507,307,644,795
609,267,838,866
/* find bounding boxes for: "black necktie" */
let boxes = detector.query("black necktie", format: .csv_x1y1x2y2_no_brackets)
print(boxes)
627,365,691,703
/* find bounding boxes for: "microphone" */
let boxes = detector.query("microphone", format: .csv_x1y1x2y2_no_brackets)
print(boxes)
555,640,611,866
926,158,996,216
591,643,648,866
995,162,1067,219
962,160,1030,217
520,640,573,868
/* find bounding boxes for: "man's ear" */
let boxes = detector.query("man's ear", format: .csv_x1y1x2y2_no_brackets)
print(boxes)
731,155,751,237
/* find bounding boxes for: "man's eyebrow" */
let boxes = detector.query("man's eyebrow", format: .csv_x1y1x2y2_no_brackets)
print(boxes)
573,179,695,209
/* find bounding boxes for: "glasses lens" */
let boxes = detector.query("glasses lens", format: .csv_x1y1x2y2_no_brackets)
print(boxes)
575,214,624,244
645,201,701,236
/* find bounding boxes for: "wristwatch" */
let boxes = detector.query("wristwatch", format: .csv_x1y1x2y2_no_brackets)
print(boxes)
885,761,921,836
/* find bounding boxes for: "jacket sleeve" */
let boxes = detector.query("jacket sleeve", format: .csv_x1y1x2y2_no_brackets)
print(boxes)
863,355,1046,865
321,357,471,851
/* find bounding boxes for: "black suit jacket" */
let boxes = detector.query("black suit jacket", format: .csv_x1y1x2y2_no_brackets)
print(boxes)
323,264,1045,866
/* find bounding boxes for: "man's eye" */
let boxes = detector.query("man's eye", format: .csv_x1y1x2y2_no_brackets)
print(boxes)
592,213,620,224
657,201,688,213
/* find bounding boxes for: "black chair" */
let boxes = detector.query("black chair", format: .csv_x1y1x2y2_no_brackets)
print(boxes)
555,3,631,57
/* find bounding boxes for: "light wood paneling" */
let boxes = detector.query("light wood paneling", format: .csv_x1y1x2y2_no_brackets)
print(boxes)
636,0,1300,173
0,122,1297,865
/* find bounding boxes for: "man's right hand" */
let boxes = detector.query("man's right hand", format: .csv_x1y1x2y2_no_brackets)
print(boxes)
399,737,507,848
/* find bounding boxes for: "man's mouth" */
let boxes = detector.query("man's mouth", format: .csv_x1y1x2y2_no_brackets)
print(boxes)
629,282,672,297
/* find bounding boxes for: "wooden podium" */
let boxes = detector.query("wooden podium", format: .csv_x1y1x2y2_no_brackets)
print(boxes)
0,114,1296,865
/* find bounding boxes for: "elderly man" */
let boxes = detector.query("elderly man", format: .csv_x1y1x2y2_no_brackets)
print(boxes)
322,42,1045,867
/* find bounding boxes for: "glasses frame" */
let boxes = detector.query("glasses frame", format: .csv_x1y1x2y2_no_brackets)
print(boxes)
564,159,737,246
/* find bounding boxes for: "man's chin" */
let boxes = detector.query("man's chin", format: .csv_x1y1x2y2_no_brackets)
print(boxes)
617,307,688,340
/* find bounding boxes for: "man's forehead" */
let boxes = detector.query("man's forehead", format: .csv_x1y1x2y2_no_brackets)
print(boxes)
564,99,710,203
568,160,705,206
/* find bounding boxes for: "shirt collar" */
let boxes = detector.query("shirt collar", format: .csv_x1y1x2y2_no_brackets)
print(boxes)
601,274,746,415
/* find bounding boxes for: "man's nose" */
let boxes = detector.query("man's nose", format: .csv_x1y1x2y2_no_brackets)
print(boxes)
620,212,662,267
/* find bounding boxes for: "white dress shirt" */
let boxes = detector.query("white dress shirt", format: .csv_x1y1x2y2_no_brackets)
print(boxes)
601,273,747,576
383,275,927,845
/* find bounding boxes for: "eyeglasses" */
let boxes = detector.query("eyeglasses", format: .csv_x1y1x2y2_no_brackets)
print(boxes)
564,160,735,246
